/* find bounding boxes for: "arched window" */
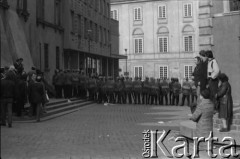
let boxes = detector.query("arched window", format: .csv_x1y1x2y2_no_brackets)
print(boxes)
182,25,194,52
133,28,144,53
157,27,169,53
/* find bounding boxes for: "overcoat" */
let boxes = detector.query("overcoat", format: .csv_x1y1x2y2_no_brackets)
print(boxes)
216,81,233,119
191,98,214,138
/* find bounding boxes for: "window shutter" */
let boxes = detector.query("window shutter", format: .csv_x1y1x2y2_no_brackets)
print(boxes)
189,36,193,51
164,37,168,52
139,39,143,53
110,11,113,19
184,36,189,52
114,10,118,20
159,38,163,52
159,6,162,18
184,4,188,17
188,4,192,17
135,39,139,53
134,8,138,20
162,6,166,18
138,8,141,20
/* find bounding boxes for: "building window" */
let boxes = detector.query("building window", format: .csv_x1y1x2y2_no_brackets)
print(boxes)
37,0,44,19
95,24,98,42
110,9,118,20
71,12,75,32
158,5,166,19
44,43,49,69
158,37,168,53
134,66,143,79
56,46,60,69
230,0,240,11
84,18,88,39
134,38,143,53
159,66,168,79
55,0,61,25
184,65,193,79
183,3,192,17
134,7,142,21
17,0,29,21
78,15,81,36
184,35,193,52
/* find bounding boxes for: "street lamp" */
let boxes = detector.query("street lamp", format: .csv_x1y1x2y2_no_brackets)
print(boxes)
124,48,128,76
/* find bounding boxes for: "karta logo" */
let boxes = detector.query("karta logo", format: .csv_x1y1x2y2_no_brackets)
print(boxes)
142,130,239,158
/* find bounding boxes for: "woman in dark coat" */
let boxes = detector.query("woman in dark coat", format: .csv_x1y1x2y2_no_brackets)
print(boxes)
28,75,45,122
215,73,233,132
192,55,208,92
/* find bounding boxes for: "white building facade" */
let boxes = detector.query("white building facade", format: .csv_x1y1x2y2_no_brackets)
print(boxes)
110,0,200,80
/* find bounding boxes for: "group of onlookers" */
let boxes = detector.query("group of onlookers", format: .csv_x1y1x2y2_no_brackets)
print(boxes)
1,58,47,127
189,50,233,138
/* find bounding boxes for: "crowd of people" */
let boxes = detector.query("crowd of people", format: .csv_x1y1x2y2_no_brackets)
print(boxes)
1,50,234,133
189,50,233,137
1,58,47,127
52,70,197,106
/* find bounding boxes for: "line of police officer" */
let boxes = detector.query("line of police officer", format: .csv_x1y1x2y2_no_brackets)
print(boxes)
52,70,197,106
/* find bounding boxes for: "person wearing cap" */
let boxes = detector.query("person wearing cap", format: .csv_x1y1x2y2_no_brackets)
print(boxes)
181,78,191,106
189,89,214,149
142,77,150,105
14,58,24,75
160,78,169,105
172,78,181,106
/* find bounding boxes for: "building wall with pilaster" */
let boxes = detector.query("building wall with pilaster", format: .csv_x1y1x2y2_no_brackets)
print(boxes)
211,0,240,104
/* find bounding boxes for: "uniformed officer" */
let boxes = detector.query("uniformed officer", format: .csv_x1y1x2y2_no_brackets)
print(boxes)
169,78,174,105
132,77,142,104
150,78,159,105
142,77,150,105
71,70,80,97
189,77,197,104
116,77,125,104
88,76,97,101
181,78,191,106
106,77,116,103
124,77,133,104
172,78,181,106
160,78,170,105
63,70,72,99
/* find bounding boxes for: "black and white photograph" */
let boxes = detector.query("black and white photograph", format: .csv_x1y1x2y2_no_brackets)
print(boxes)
0,0,240,158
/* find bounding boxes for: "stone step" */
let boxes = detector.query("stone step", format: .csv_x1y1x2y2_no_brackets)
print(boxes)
180,121,240,146
43,101,94,117
45,99,86,111
40,102,94,122
13,98,94,122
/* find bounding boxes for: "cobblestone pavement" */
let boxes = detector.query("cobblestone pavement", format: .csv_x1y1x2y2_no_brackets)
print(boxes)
1,104,237,159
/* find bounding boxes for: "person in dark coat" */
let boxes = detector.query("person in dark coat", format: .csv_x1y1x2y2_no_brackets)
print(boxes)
124,77,133,104
215,73,233,132
192,55,208,92
0,72,16,127
172,78,181,106
15,72,28,117
197,51,208,91
28,75,45,122
160,78,169,105
181,78,191,106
